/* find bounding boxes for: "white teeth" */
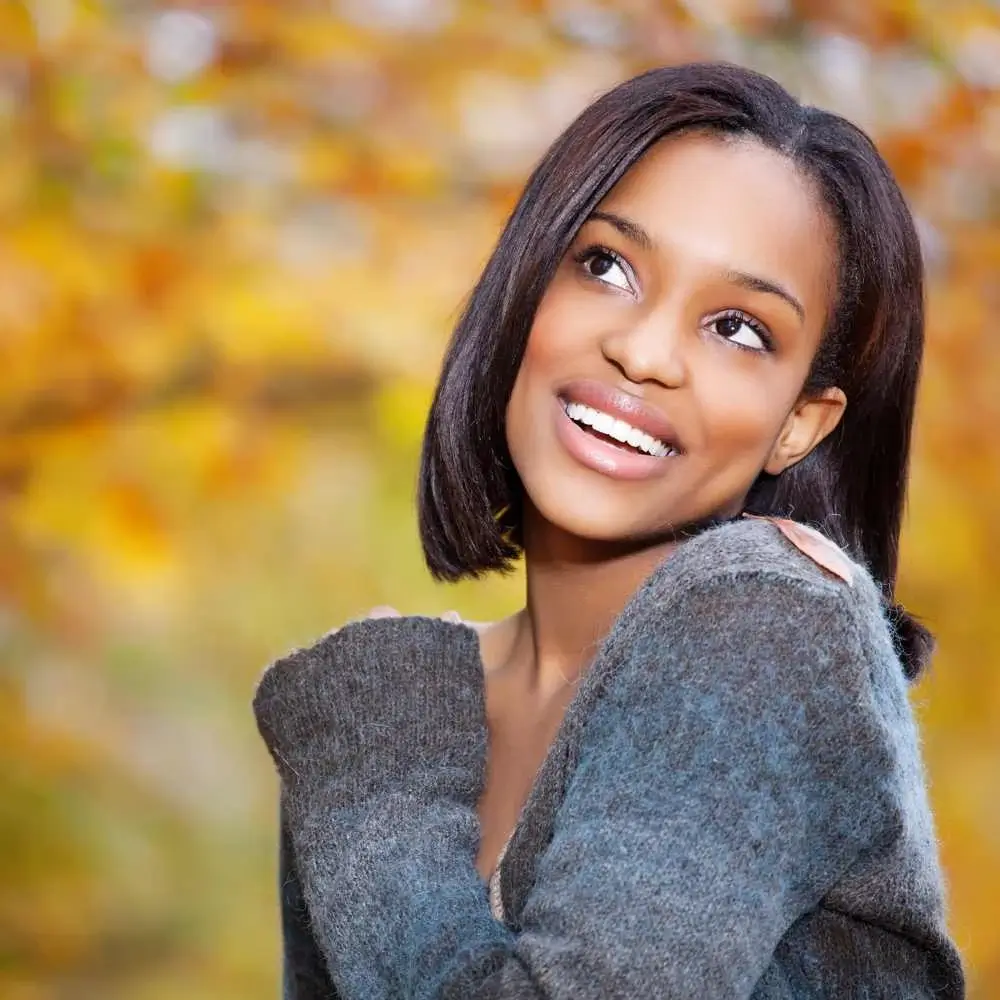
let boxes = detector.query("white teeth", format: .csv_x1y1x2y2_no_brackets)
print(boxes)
563,400,676,458
610,419,631,442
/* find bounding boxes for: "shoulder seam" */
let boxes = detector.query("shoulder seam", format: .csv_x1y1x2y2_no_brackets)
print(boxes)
662,553,853,599
672,562,856,606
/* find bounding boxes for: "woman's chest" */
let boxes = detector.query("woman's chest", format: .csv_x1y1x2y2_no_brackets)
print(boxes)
474,682,573,883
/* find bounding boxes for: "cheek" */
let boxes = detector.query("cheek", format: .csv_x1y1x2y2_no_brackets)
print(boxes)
505,325,543,456
519,287,590,371
506,291,581,419
696,367,788,464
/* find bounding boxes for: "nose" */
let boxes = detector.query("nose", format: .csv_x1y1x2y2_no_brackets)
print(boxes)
599,308,687,388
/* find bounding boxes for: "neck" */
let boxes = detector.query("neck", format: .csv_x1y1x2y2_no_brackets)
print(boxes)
507,501,692,698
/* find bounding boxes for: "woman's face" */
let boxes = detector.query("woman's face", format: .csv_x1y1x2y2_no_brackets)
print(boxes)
505,131,846,545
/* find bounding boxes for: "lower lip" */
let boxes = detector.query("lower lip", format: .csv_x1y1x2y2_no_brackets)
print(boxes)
552,396,677,481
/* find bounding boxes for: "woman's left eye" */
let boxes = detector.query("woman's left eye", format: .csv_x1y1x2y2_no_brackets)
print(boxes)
574,246,634,294
708,311,772,352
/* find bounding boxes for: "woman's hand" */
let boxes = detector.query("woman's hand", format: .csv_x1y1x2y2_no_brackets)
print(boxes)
329,605,464,633
369,606,464,623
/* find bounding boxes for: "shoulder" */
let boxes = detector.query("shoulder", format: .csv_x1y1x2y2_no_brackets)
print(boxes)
650,514,889,628
608,519,909,759
671,514,864,592
622,515,896,680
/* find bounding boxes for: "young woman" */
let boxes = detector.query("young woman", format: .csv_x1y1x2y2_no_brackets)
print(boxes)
253,63,965,998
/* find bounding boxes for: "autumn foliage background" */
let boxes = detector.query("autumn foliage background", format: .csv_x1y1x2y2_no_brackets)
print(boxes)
1,1,998,997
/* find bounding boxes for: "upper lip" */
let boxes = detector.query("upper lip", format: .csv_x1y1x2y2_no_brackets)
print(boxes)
557,379,685,453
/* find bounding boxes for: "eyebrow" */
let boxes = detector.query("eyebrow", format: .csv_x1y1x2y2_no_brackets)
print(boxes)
586,210,807,323
722,269,806,323
590,210,654,252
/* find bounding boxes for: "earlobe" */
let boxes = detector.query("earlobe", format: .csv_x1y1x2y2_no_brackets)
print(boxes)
765,387,847,475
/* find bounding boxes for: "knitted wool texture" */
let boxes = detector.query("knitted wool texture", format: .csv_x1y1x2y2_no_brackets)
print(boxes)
253,517,965,999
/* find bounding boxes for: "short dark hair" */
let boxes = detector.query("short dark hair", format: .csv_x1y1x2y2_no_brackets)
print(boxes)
418,61,932,679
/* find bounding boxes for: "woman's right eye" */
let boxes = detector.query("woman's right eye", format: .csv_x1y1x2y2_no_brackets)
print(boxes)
574,246,635,295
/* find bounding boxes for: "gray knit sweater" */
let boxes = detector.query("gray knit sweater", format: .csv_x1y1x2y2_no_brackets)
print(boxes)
253,516,964,999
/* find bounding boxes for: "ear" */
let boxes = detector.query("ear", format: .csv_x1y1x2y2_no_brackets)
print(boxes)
765,387,847,475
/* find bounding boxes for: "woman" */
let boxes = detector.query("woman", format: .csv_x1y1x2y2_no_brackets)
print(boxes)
253,63,965,998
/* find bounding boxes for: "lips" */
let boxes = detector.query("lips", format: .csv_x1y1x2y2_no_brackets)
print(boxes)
556,379,684,454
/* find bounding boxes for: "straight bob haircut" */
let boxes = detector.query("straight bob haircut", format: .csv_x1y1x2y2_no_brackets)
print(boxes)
418,62,932,680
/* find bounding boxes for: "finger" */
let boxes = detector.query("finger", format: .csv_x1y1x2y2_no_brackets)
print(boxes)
367,605,401,619
440,610,462,624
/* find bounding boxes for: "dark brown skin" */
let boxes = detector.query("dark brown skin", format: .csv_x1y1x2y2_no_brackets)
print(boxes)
376,132,849,882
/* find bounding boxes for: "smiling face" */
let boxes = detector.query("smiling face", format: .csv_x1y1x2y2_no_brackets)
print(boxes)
504,130,847,547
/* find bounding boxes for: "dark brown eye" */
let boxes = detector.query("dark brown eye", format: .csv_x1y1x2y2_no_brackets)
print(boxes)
586,252,616,277
708,310,771,352
574,246,633,292
716,314,742,338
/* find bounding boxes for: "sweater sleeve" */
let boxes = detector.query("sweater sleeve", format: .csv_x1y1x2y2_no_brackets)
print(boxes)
273,572,900,1000
278,796,343,1000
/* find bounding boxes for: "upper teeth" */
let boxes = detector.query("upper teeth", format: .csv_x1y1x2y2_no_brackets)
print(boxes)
563,401,675,458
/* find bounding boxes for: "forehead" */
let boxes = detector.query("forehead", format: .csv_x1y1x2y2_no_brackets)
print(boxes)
599,131,837,310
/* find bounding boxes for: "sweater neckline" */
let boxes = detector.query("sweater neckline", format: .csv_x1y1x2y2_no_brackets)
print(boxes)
447,527,704,922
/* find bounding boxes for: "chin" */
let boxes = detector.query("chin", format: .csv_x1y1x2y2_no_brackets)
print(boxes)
517,461,750,548
521,475,670,545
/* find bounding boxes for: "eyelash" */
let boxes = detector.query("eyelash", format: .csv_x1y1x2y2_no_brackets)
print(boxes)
571,243,774,353
573,244,634,292
711,309,774,353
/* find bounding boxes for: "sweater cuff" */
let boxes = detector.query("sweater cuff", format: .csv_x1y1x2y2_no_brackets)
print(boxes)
254,615,489,809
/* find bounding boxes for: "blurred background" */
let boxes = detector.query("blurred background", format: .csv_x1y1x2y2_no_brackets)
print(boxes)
1,1,997,997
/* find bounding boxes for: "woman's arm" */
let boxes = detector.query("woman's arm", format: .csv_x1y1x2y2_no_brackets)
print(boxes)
271,606,474,1000
255,570,899,1000
278,797,342,999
